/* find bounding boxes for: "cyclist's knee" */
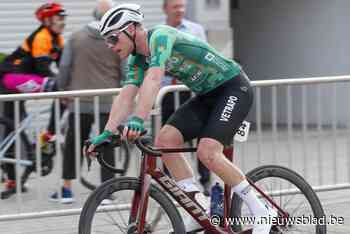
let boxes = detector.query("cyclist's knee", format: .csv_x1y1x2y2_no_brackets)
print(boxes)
155,125,183,148
197,139,222,168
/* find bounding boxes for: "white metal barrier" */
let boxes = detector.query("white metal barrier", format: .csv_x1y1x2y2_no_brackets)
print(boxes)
1,75,350,221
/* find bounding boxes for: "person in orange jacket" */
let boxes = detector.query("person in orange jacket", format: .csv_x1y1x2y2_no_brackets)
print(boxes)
0,2,67,199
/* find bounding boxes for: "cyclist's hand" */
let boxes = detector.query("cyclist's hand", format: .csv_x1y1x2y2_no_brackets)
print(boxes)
123,116,144,141
85,130,114,157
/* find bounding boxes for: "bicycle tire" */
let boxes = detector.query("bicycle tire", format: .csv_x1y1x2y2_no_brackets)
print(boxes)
230,165,326,233
79,177,186,234
80,140,130,191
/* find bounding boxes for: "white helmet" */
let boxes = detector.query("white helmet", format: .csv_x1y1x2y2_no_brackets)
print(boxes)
99,3,144,37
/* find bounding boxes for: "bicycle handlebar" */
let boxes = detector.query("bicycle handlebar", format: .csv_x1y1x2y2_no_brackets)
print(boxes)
85,125,196,174
135,137,162,156
84,125,161,173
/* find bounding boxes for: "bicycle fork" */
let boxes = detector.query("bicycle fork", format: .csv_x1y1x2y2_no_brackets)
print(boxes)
128,153,152,234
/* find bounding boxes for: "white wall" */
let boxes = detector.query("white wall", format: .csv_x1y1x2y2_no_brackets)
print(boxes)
193,0,233,58
231,0,350,124
0,0,165,53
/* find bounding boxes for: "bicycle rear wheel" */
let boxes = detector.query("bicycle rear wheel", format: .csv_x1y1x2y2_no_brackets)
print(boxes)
79,177,185,234
80,141,130,190
230,165,326,234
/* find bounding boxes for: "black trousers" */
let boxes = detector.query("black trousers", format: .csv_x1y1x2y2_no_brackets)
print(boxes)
2,100,27,180
161,91,210,186
62,112,115,182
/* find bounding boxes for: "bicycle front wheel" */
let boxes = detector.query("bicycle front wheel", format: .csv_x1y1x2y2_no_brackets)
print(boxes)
230,165,326,234
79,177,186,234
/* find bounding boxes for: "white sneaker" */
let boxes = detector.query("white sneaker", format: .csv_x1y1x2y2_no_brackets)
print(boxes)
253,205,278,234
183,192,210,232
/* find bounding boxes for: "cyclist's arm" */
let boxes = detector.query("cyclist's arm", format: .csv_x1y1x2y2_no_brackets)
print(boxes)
104,84,138,133
104,55,144,132
133,29,175,120
134,68,163,119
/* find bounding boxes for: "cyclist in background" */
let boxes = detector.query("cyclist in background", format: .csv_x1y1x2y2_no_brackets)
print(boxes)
88,3,277,233
0,2,66,198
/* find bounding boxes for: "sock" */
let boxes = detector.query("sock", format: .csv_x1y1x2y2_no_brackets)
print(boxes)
232,179,267,216
176,177,200,193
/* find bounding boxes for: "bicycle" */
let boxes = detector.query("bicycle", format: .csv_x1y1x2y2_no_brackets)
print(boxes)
0,105,130,199
0,106,55,199
79,129,326,234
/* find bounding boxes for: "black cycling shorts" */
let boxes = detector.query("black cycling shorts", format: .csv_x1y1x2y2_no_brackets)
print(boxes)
165,71,253,146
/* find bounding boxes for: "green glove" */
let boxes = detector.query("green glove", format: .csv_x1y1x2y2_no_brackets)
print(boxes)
91,130,114,145
127,116,145,133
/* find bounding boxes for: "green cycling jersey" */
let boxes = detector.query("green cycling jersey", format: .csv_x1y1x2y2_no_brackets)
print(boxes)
123,25,241,95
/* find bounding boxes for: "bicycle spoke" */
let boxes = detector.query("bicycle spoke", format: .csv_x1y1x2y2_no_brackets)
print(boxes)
290,200,309,217
114,209,128,227
94,213,124,232
282,192,297,209
148,208,164,231
237,166,326,234
101,212,127,233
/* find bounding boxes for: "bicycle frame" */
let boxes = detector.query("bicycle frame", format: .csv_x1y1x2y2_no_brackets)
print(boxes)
128,145,257,234
0,106,51,166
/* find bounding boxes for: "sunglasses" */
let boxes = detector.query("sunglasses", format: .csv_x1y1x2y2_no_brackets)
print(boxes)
104,33,121,47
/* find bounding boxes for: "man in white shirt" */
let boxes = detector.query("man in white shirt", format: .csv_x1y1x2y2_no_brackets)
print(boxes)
161,0,211,196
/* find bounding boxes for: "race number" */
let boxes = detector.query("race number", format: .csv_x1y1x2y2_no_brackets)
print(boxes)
234,121,250,142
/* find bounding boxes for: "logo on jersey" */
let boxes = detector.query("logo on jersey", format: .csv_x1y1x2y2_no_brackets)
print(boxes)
204,52,229,72
220,96,238,122
190,70,202,82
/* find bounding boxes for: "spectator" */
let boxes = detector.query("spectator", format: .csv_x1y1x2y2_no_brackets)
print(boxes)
0,2,67,199
49,0,123,204
161,0,211,196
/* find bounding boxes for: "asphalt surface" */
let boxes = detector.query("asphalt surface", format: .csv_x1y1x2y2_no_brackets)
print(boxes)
0,100,349,233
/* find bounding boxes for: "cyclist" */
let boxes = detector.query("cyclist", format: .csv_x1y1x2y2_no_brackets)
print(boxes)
87,3,277,233
0,2,67,198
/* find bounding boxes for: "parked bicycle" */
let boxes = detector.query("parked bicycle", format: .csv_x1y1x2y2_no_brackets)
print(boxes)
0,106,55,199
79,129,326,234
0,105,130,199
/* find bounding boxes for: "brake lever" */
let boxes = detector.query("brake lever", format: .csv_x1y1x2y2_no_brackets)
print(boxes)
83,140,95,172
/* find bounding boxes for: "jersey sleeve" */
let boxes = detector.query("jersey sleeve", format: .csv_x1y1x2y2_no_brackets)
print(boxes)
149,28,176,69
31,33,51,58
121,55,145,87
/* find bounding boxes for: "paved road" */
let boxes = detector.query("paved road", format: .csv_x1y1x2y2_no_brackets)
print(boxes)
0,100,349,233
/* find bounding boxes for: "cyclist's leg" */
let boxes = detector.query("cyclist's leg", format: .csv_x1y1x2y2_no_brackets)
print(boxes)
159,92,175,176
197,76,253,185
197,74,252,183
179,91,212,193
198,73,276,233
156,95,209,182
2,73,47,93
157,97,212,232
